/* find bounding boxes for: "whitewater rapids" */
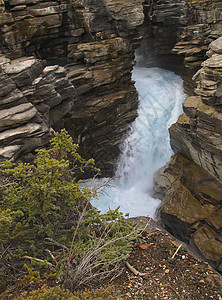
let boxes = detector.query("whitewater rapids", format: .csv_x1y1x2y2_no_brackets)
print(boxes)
90,66,186,219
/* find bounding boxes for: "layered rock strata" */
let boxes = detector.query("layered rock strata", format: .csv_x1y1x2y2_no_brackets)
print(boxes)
138,0,188,72
140,0,222,94
172,0,222,71
171,0,222,93
170,38,222,182
140,0,222,273
0,55,75,161
155,34,222,272
141,0,188,56
0,0,144,175
154,154,222,272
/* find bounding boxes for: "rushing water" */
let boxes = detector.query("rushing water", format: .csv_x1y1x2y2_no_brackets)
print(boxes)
90,66,186,219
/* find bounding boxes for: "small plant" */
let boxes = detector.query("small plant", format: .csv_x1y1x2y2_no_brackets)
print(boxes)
0,129,97,253
0,129,144,294
61,206,140,290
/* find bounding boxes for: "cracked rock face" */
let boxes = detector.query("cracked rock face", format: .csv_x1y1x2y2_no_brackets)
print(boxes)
154,32,222,272
0,55,76,161
170,38,222,181
159,38,222,272
141,0,222,273
0,0,144,175
154,154,222,272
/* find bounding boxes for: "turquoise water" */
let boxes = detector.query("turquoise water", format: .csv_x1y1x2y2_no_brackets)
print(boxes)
90,66,186,218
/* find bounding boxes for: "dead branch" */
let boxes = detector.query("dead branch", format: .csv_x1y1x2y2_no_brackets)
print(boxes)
168,283,183,300
125,261,147,277
45,238,68,250
23,256,53,267
45,249,57,265
171,244,182,259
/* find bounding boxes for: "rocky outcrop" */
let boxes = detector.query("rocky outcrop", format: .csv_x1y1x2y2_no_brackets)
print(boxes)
155,36,222,271
140,0,222,93
0,55,76,161
65,35,140,175
172,0,222,71
137,0,188,72
171,0,222,93
150,6,222,272
142,0,188,54
194,37,222,107
0,0,144,175
170,38,222,181
154,154,222,272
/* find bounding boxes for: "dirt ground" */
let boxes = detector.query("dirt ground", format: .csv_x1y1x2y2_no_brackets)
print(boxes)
112,217,222,300
2,218,221,299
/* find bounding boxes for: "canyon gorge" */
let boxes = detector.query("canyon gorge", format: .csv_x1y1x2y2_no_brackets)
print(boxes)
0,0,221,274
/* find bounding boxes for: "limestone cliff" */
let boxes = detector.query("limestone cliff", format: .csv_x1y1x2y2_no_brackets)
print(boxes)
0,0,144,175
140,0,222,272
140,0,222,93
160,37,222,272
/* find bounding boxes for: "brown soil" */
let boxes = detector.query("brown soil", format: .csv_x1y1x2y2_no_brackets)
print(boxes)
2,218,221,299
112,217,222,300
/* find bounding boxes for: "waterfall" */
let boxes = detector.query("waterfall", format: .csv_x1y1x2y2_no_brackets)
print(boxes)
90,65,186,219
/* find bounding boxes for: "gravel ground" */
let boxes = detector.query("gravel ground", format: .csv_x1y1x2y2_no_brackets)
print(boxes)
112,218,222,300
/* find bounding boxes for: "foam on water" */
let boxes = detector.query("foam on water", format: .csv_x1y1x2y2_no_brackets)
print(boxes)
90,66,186,219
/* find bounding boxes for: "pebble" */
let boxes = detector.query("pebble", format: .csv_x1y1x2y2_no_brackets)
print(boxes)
199,280,204,283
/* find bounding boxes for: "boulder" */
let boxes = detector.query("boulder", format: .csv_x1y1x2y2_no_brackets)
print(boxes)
1,57,45,87
209,36,222,54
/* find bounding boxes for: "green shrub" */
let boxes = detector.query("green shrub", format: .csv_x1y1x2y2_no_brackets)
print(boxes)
0,129,141,292
0,130,97,262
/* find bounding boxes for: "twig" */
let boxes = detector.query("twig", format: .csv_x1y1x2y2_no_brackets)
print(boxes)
45,249,57,265
67,174,120,261
125,261,147,277
23,256,53,267
68,194,91,260
168,283,183,300
171,244,182,259
45,238,68,250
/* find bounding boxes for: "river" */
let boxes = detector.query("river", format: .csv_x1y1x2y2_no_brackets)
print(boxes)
90,65,186,219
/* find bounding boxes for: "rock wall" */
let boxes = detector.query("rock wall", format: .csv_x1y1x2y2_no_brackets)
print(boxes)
171,0,222,93
142,0,222,272
138,0,188,71
162,38,222,272
0,0,144,175
154,154,222,272
170,39,222,181
0,56,75,161
139,0,222,93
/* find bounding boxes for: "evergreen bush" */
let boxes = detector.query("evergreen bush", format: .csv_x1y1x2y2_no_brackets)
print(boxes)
0,129,141,294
